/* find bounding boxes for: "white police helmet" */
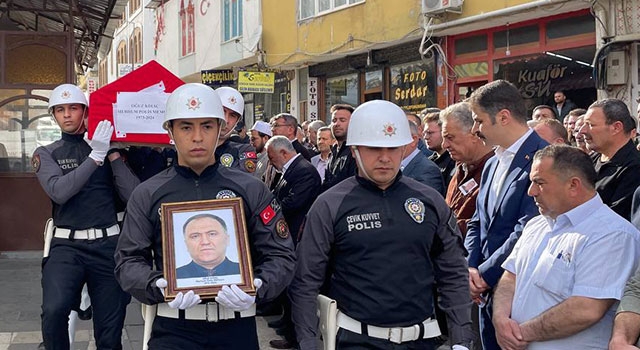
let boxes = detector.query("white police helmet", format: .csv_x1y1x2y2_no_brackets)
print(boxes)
163,83,226,131
346,100,412,148
216,86,245,117
48,84,88,114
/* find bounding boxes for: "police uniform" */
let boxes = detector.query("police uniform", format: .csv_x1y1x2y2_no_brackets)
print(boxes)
215,139,258,174
290,173,474,350
114,162,296,349
34,132,139,350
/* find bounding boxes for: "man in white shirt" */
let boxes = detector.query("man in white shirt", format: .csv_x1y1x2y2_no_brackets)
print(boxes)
310,126,334,182
493,145,640,349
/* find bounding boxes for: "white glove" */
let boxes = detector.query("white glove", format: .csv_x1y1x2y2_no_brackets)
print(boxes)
452,345,469,350
155,278,201,309
84,120,113,163
215,278,262,312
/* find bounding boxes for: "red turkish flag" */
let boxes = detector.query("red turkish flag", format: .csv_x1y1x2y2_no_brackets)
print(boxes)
260,205,276,225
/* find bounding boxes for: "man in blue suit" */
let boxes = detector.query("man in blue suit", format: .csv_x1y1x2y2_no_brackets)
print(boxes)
464,80,548,349
401,121,445,195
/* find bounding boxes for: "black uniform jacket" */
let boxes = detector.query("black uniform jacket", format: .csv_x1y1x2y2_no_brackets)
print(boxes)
290,173,473,349
114,162,296,305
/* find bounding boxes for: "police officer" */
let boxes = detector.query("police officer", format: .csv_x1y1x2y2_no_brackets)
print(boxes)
215,86,258,173
34,83,139,350
290,100,475,350
114,83,296,349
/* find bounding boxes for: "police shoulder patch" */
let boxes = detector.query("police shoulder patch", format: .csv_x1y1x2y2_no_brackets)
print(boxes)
220,153,234,167
216,190,237,199
244,159,256,173
404,198,425,224
31,154,41,172
276,218,290,239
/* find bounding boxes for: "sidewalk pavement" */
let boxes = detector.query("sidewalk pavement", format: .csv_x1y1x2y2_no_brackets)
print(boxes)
0,251,284,350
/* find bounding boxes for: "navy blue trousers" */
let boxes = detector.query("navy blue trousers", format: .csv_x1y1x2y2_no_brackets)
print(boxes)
148,315,259,349
41,236,130,350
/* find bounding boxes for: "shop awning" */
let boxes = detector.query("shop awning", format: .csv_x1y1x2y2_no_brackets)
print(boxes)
0,0,128,71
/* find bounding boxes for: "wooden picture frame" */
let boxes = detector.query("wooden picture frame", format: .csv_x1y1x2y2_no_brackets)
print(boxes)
160,198,254,300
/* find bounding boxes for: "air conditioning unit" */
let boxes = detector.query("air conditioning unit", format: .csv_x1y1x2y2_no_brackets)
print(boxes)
422,0,464,15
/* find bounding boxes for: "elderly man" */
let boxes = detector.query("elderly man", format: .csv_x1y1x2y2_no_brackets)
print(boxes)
464,80,548,350
307,120,326,152
493,145,640,349
266,136,321,239
311,126,334,182
265,135,321,349
401,121,444,194
531,119,569,145
577,99,640,220
531,105,557,121
270,113,313,161
176,214,240,279
440,102,494,236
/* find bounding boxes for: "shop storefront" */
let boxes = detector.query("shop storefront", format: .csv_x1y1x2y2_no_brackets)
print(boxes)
447,9,596,115
307,40,438,123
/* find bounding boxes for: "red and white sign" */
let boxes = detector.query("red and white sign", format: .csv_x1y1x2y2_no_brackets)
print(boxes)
88,60,184,144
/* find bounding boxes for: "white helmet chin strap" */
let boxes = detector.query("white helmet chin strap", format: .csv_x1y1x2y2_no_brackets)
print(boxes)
353,145,407,189
55,107,87,135
168,120,222,166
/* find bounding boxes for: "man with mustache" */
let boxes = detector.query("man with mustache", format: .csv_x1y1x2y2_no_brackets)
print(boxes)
176,214,240,279
464,80,548,350
494,145,640,349
576,99,640,220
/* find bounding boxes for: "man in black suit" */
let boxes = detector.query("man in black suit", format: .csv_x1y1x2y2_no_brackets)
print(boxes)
265,135,321,349
266,136,321,241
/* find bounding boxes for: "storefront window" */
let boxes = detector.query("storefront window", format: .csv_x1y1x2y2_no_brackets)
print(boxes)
493,46,596,115
365,70,382,90
325,73,358,121
547,14,594,40
0,90,52,173
454,34,487,56
454,62,489,79
494,25,539,49
253,72,291,120
389,59,436,112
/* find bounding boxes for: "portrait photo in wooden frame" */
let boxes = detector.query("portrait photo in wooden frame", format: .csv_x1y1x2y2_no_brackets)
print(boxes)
160,198,255,300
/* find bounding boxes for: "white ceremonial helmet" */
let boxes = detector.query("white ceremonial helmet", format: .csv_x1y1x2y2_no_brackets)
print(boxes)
346,100,412,148
216,86,245,117
163,83,226,131
48,84,88,114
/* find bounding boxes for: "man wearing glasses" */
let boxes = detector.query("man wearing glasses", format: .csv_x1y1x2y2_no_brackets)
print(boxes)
270,113,313,161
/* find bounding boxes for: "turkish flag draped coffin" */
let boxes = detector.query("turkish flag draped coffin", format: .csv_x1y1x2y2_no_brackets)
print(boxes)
88,60,185,144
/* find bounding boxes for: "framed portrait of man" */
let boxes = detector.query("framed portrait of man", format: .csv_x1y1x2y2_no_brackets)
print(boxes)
160,198,255,300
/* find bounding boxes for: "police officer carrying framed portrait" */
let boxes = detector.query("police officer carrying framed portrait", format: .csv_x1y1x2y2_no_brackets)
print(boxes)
290,100,475,350
114,83,296,349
